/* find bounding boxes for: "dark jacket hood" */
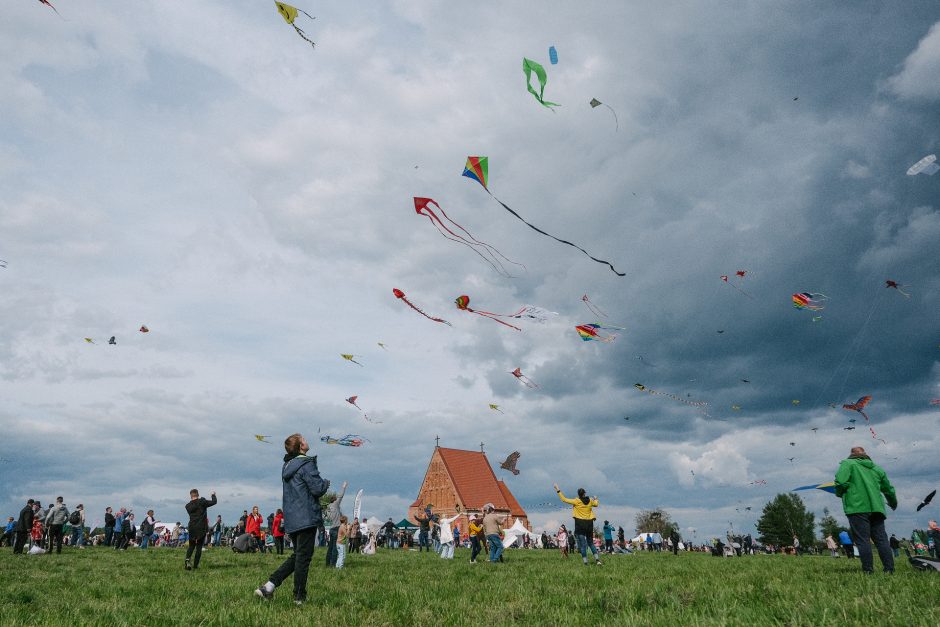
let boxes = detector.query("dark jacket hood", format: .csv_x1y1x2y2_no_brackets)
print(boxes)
282,454,317,481
580,496,591,505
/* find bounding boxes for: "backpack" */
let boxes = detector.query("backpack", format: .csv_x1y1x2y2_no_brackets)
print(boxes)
141,520,153,535
69,510,81,525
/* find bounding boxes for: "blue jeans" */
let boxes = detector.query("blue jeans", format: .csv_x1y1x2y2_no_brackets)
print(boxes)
418,530,430,552
140,533,151,548
71,526,84,547
575,533,599,560
848,513,893,573
325,526,339,566
212,530,221,546
486,534,503,562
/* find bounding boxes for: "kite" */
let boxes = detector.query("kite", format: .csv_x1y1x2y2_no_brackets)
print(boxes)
848,418,856,423
791,400,800,405
462,156,625,276
489,404,503,413
636,355,657,368
139,325,149,333
842,395,872,422
931,399,940,406
108,336,116,345
917,490,936,512
634,383,708,410
548,46,558,65
624,416,631,421
254,435,272,444
717,330,725,334
575,323,623,342
341,354,363,367
812,316,823,322
377,342,388,350
907,154,939,176
731,405,741,411
787,457,796,463
511,367,539,389
320,434,367,447
0,260,6,268
84,338,94,344
792,292,828,310
522,58,559,108
885,280,910,297
720,275,752,298
749,480,767,486
736,270,747,278
345,396,361,410
508,305,558,323
500,451,521,475
741,379,750,383
581,294,608,318
811,427,819,433
37,0,61,16
789,442,796,447
589,98,619,131
843,426,856,431
274,2,316,49
792,482,836,494
455,295,521,331
413,197,522,277
393,288,452,326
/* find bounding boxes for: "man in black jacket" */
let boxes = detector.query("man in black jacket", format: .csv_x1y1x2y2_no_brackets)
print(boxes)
13,499,34,554
184,489,217,570
104,507,116,547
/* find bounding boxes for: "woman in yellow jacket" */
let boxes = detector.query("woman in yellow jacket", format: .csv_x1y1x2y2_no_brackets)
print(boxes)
554,483,602,565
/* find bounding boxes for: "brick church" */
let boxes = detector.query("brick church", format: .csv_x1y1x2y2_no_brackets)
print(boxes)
408,444,529,534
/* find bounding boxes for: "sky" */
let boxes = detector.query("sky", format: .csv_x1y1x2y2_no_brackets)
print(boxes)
2,1,939,540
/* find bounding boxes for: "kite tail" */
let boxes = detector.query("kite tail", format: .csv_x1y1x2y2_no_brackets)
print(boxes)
469,309,522,331
583,301,608,318
419,206,515,277
298,8,316,20
604,104,619,131
401,295,453,326
431,202,527,274
293,24,316,48
489,192,625,276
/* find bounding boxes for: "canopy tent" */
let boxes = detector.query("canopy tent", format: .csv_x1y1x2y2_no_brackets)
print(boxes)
632,532,663,544
501,519,540,548
396,518,418,529
365,516,383,534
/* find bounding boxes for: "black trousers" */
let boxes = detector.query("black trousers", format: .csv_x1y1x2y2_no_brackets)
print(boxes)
842,544,854,558
104,526,114,546
325,526,339,566
186,535,206,567
270,528,316,602
274,536,284,555
470,536,482,561
848,513,894,573
13,531,29,553
48,524,64,553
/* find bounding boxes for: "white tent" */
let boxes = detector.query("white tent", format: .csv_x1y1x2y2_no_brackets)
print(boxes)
632,532,663,544
501,519,540,548
365,516,383,534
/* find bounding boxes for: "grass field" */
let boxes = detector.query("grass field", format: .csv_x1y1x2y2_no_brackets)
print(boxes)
2,545,938,626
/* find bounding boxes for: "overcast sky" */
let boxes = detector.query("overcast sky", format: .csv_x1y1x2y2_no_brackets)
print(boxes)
2,1,939,540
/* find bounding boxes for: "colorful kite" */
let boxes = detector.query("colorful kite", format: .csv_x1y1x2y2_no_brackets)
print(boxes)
413,197,521,277
320,434,367,447
907,154,939,176
500,451,521,476
108,336,116,345
489,404,503,413
931,399,940,406
393,288,452,326
720,275,751,298
589,98,619,131
634,383,708,410
341,354,363,367
511,367,539,389
792,292,828,310
139,325,149,333
345,396,361,410
254,435,272,444
842,395,872,422
455,295,521,331
462,157,625,276
885,280,910,297
275,2,316,48
581,294,608,318
575,323,623,342
792,482,836,494
522,58,559,108
548,46,558,64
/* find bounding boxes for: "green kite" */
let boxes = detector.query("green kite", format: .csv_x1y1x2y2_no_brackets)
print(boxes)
522,58,559,108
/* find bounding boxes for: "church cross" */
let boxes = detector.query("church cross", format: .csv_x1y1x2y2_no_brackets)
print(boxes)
435,435,440,448
480,441,485,453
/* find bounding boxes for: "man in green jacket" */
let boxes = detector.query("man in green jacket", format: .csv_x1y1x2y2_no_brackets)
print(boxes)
834,447,897,574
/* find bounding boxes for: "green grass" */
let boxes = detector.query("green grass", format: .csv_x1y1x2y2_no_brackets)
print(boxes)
1,546,938,626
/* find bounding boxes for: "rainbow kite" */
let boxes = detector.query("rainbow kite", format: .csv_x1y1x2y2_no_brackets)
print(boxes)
792,482,836,495
575,323,623,342
462,156,488,190
792,292,828,311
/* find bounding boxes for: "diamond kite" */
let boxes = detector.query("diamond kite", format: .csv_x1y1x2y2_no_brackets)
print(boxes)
254,435,272,444
575,323,623,342
489,404,503,413
792,292,828,311
589,98,619,131
341,354,363,367
462,157,625,276
275,2,316,49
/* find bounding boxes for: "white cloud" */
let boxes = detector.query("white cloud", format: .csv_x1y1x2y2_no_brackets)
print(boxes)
888,22,940,100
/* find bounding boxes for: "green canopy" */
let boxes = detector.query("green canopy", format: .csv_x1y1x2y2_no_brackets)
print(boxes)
396,518,417,529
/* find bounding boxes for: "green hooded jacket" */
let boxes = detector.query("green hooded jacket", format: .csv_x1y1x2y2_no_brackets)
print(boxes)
834,456,897,516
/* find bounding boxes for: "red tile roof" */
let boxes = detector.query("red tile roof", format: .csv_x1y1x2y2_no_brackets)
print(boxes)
497,480,526,518
437,448,511,511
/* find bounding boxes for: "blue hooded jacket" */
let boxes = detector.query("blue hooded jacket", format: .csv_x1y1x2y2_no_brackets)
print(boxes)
281,453,329,535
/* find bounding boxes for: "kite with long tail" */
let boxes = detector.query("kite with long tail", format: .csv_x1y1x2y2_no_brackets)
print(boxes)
581,294,608,318
885,280,910,298
455,295,521,331
37,0,61,16
589,98,619,131
274,2,316,48
320,434,367,447
462,157,625,276
721,274,752,298
634,383,708,410
511,368,539,388
575,323,623,342
414,197,523,277
842,395,885,444
341,354,363,367
393,288,452,326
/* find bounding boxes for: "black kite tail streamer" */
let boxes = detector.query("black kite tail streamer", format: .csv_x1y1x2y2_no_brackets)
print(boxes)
488,191,625,276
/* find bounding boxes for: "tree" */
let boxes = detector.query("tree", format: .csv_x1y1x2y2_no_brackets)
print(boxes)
634,508,679,538
818,507,847,540
756,493,815,548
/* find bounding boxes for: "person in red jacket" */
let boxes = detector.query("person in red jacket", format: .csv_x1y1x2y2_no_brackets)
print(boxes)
272,509,285,555
246,506,265,553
